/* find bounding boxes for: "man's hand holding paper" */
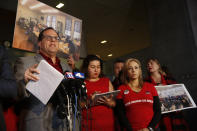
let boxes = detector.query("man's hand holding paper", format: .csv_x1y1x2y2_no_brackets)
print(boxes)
24,64,40,83
25,60,64,104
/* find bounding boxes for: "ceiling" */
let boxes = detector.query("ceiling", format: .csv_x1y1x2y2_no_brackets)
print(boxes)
0,0,151,61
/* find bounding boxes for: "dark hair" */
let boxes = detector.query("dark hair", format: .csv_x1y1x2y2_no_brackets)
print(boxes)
38,27,59,42
161,65,175,80
113,59,124,65
81,54,104,79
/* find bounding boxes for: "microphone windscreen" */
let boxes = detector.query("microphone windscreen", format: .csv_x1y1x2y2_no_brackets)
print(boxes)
74,72,85,79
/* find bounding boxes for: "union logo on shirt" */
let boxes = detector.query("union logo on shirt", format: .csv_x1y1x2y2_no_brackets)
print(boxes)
124,90,129,94
145,91,151,94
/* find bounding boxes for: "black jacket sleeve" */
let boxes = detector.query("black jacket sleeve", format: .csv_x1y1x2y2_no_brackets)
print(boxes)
115,99,132,131
0,46,17,98
148,96,161,129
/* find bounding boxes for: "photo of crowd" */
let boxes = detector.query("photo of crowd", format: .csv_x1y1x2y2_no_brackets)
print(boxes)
155,84,196,114
13,0,82,60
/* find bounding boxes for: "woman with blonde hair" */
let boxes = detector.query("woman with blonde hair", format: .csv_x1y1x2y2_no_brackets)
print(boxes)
116,58,161,131
145,58,176,85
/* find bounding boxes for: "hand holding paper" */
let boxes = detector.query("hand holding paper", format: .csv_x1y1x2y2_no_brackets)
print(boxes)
24,64,40,83
26,60,64,105
155,84,196,114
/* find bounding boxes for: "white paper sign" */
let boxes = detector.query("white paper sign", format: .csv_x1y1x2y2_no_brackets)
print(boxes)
26,60,64,104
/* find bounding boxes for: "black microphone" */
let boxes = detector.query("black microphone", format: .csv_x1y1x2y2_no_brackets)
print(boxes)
56,89,68,119
73,72,87,100
62,72,75,95
56,71,75,119
55,71,87,119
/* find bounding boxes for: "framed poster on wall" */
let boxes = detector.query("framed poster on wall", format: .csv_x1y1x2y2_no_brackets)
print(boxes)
13,0,82,60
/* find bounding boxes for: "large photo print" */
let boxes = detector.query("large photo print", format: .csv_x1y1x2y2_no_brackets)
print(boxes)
155,84,196,114
13,0,82,60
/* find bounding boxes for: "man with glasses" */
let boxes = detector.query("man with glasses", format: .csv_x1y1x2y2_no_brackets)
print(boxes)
14,27,79,131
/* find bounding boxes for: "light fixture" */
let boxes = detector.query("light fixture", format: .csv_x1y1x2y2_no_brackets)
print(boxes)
41,9,59,13
56,3,64,8
108,54,113,57
29,3,45,9
101,40,107,44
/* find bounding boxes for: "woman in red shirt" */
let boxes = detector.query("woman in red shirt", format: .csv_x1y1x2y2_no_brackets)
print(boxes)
145,58,189,131
80,54,115,131
116,58,161,131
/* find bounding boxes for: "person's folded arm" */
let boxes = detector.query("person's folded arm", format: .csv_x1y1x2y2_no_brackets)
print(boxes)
148,96,161,130
116,99,132,131
0,48,17,98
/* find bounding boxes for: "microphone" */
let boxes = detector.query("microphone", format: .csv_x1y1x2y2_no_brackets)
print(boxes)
56,71,75,119
73,72,87,100
55,71,87,119
62,71,87,100
65,72,75,79
61,72,75,96
73,72,85,79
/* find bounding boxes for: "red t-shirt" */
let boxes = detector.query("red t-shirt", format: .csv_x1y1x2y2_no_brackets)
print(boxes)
81,77,114,131
117,82,158,131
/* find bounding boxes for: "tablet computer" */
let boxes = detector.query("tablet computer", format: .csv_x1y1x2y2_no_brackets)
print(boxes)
94,90,120,101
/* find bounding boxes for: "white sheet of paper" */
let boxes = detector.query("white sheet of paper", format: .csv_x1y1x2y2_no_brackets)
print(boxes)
26,60,64,105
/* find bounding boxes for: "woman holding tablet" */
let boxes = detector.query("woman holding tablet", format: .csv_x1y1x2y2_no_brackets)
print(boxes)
116,58,161,131
80,54,115,131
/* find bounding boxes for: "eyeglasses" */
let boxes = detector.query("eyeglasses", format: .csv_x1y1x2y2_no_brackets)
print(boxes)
43,35,60,42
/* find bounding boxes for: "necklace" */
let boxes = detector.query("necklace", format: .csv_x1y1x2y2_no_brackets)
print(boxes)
128,83,141,93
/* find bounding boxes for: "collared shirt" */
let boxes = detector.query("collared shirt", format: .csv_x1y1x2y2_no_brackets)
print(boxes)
39,52,63,73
